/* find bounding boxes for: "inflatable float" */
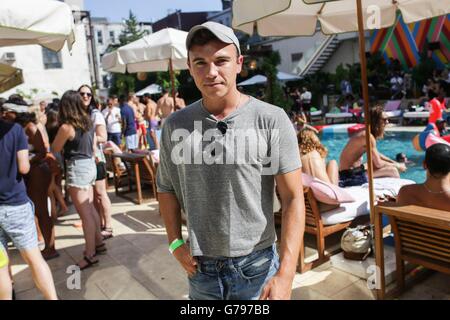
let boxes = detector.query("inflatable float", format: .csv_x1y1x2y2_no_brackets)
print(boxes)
315,123,365,138
412,123,450,151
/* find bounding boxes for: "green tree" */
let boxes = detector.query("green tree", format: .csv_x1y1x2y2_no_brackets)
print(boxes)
260,51,291,110
412,45,436,90
119,11,148,45
109,11,148,97
304,71,333,107
156,71,180,93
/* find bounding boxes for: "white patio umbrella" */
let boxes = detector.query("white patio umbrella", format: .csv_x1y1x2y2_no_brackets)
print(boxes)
0,0,76,52
238,74,268,86
0,62,23,93
232,0,450,224
101,28,188,106
233,0,449,36
135,83,162,96
238,71,301,86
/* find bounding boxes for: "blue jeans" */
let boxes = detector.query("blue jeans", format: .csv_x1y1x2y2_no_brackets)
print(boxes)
108,132,122,147
189,244,279,300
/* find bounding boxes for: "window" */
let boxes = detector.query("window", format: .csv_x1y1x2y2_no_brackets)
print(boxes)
102,75,109,88
109,31,115,43
42,47,63,69
97,30,103,45
291,52,303,63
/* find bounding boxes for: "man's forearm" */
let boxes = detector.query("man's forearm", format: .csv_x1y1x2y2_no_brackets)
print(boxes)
158,192,183,243
380,153,395,163
278,195,305,279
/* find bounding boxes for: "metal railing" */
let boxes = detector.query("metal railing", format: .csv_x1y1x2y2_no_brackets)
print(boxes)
295,34,337,76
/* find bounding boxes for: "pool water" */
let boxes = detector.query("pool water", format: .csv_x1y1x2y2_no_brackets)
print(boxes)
321,131,426,184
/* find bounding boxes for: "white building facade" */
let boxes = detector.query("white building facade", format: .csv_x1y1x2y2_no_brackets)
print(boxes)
0,0,91,102
91,18,152,98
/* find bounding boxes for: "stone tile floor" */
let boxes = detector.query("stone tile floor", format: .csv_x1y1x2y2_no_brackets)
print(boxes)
9,189,450,300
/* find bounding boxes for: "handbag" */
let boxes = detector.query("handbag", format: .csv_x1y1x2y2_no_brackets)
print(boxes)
341,225,373,261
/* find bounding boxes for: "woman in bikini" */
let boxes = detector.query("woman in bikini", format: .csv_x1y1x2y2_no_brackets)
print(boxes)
46,109,69,221
14,110,58,260
297,128,339,185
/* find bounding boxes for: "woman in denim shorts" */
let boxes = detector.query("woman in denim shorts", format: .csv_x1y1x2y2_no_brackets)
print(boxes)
78,85,113,240
51,91,105,270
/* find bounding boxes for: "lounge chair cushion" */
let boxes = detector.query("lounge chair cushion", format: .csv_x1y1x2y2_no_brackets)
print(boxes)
384,100,401,112
325,112,353,118
302,173,355,205
402,111,430,119
386,110,402,118
321,178,415,225
362,110,402,118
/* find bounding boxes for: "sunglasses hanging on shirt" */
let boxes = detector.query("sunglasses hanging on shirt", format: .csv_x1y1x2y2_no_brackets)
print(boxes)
217,121,228,135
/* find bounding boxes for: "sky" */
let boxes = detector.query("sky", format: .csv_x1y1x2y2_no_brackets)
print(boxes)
84,0,223,23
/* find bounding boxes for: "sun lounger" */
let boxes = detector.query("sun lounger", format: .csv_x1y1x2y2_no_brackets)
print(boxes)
310,110,323,122
402,111,430,125
325,112,354,124
274,177,414,273
360,100,403,121
384,100,403,122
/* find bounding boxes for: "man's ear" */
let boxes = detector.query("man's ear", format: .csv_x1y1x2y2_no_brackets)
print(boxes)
187,59,194,77
423,160,427,170
236,55,244,74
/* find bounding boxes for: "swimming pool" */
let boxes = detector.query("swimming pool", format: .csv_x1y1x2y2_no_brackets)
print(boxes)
321,131,425,183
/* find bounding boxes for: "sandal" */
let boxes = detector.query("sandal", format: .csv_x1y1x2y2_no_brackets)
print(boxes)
76,255,98,271
42,250,60,261
95,243,107,256
101,227,113,240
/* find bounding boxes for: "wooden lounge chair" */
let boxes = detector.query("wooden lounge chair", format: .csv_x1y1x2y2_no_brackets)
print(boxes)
374,204,450,299
275,187,355,273
310,110,323,123
103,148,123,189
111,152,157,204
389,206,449,291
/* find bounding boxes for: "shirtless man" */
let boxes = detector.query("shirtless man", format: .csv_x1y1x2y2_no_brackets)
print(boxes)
156,89,175,124
142,93,159,150
397,143,450,211
128,92,147,148
339,105,406,187
174,91,186,111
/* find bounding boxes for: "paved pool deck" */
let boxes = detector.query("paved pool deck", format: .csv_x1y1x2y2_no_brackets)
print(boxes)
8,189,449,300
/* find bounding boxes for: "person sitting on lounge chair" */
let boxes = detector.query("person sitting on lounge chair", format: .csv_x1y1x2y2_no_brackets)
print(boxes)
295,113,318,134
436,119,449,137
338,106,407,187
397,143,450,211
298,128,339,185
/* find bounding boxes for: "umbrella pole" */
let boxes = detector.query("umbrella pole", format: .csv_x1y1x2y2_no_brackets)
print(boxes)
169,58,177,109
356,0,376,223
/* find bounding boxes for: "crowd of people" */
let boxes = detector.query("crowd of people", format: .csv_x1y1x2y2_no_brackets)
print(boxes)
296,106,407,188
0,84,187,299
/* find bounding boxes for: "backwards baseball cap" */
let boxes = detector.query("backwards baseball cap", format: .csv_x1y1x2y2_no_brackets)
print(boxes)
186,21,241,55
2,96,30,113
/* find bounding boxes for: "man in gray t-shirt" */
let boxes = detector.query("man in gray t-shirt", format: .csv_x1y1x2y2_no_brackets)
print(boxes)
157,22,305,300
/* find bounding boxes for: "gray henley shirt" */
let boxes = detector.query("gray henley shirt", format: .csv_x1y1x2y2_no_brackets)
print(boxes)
156,96,301,257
